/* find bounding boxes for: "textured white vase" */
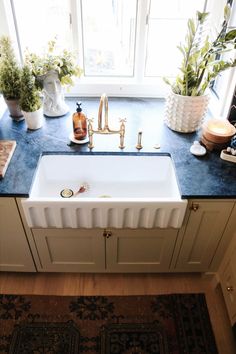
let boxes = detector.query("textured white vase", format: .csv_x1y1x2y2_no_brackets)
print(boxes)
42,70,69,117
23,108,44,130
164,91,209,133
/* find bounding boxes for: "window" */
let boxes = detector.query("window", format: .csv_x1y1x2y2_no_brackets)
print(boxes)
145,0,206,77
8,0,211,96
80,0,137,77
12,0,72,54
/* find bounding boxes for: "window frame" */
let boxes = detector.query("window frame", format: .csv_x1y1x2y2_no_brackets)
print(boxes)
0,0,235,120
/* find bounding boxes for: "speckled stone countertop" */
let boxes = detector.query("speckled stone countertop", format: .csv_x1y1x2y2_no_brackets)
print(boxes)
0,97,235,198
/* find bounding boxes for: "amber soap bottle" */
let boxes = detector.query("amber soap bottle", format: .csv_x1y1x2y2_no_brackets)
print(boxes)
73,102,87,140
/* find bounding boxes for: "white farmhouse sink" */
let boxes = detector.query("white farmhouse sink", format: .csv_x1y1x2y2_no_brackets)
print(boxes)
21,153,187,229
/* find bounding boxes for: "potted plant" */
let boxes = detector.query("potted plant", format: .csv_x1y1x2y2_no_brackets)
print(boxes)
20,65,43,130
164,6,236,133
25,39,83,117
0,36,23,121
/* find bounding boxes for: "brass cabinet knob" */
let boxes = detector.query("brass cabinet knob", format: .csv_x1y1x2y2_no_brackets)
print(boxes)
190,203,199,212
103,229,112,238
226,286,234,292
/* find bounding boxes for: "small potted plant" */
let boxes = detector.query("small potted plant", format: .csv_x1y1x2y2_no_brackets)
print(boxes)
164,6,236,133
25,39,83,117
0,36,23,121
20,65,43,130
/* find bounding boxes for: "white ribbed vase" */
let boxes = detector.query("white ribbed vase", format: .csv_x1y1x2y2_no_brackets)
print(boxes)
164,91,209,133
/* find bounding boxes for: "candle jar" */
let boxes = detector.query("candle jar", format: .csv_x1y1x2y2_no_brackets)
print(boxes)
202,119,236,144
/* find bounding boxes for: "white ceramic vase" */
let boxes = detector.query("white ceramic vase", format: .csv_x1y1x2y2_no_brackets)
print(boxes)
42,70,69,117
164,91,209,133
23,107,44,130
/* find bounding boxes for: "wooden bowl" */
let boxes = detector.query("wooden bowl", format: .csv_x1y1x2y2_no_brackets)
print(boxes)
202,119,236,144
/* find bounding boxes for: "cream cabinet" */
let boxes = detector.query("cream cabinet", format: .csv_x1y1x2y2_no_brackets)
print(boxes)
173,200,235,272
31,228,178,272
221,261,236,326
106,228,178,272
0,198,35,272
218,204,236,326
32,228,105,272
3,197,234,274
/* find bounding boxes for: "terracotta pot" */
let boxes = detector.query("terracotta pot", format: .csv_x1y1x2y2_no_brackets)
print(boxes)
4,98,24,121
164,91,209,133
22,107,44,130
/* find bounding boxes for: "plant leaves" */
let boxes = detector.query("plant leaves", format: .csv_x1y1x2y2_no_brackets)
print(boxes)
225,29,236,42
197,12,209,24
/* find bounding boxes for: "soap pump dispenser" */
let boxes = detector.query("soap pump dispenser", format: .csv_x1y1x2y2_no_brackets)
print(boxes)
73,102,87,140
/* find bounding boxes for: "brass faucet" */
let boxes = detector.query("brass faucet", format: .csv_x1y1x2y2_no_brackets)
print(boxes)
88,93,126,149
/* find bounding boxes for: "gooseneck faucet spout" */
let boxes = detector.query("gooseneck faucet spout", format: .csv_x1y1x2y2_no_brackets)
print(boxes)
88,93,126,149
98,93,109,132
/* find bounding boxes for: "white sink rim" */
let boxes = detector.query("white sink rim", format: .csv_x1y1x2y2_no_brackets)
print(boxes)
28,152,183,201
22,152,187,229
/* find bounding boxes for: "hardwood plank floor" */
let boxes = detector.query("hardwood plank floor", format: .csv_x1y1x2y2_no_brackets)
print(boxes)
0,272,235,354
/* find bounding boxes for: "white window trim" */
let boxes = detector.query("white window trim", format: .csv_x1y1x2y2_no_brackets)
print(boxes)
73,0,159,97
206,0,236,118
1,0,235,121
209,68,236,119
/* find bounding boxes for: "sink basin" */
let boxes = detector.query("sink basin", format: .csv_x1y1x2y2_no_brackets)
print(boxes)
21,153,187,229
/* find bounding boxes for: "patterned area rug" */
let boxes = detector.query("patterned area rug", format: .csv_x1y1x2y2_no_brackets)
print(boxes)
0,293,218,354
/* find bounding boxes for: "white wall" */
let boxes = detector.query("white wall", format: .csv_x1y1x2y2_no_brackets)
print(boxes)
0,0,10,36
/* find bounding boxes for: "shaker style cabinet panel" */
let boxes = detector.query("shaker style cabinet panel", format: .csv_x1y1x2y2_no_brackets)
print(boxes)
32,228,178,272
218,204,236,326
105,228,178,272
0,198,35,272
221,261,236,326
174,201,234,272
32,229,105,272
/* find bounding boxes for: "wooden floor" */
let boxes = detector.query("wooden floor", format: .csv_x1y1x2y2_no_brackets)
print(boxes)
0,272,235,354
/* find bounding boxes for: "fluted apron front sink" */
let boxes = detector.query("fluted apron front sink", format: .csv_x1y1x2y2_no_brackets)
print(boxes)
21,153,187,229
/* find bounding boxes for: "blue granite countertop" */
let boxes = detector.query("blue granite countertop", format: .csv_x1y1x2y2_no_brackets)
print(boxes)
0,97,235,199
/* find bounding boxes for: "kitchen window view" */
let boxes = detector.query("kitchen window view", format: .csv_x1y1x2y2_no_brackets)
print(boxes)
0,3,236,353
11,0,208,95
0,0,235,116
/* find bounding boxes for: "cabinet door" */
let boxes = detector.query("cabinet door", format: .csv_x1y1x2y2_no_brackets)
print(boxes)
0,198,35,272
32,228,105,272
175,201,234,272
106,228,178,272
221,261,236,326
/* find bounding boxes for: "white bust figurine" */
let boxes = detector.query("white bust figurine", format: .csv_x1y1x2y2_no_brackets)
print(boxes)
42,70,69,117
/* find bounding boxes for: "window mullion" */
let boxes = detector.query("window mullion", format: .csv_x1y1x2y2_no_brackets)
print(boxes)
70,0,81,55
134,0,150,82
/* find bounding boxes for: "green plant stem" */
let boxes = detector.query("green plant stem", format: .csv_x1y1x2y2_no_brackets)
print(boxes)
183,19,201,95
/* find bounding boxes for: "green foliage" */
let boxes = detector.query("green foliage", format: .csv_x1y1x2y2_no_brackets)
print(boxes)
164,6,236,96
25,38,83,89
0,36,22,99
20,65,41,112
